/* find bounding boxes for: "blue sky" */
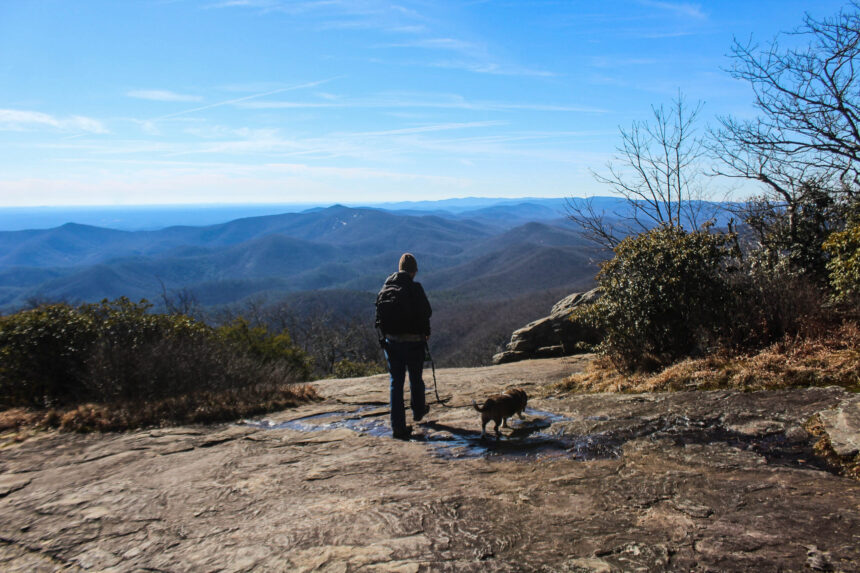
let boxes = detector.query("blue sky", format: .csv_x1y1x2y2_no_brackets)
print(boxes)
0,0,849,206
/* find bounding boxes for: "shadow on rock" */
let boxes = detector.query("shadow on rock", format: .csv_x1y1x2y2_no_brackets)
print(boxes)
243,406,838,473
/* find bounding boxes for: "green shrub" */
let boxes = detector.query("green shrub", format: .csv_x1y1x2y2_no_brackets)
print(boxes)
587,226,737,371
824,221,860,303
216,317,312,379
82,298,216,402
0,303,97,407
0,298,312,413
332,359,385,378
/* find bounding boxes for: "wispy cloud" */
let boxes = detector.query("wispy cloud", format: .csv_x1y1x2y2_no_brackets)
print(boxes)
637,30,698,39
256,162,462,184
317,18,428,33
238,93,605,113
26,116,608,167
127,90,203,102
639,1,706,20
385,37,480,52
0,109,108,134
348,121,505,137
207,0,278,9
123,118,162,136
387,25,426,34
151,78,340,121
211,0,551,78
316,19,376,31
379,35,554,77
589,56,659,68
429,60,556,77
209,0,426,34
237,101,339,109
0,161,468,206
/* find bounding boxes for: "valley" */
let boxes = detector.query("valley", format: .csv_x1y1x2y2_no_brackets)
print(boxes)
0,199,606,366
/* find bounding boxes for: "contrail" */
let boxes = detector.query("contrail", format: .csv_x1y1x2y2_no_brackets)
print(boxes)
151,77,341,121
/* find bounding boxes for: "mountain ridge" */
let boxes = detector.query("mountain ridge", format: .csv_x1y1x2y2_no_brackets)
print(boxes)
0,199,617,365
0,201,610,345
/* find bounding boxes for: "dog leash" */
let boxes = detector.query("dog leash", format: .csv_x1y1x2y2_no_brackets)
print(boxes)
425,341,455,408
378,331,456,408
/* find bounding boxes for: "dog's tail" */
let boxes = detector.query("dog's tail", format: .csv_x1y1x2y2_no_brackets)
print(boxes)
471,399,486,412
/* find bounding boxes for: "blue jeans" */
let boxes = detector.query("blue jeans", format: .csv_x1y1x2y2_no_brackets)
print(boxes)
384,339,426,434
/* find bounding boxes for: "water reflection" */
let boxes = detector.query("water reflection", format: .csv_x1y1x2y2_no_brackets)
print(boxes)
241,407,621,462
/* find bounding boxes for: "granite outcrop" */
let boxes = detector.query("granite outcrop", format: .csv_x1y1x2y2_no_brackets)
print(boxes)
493,288,602,364
2,356,858,572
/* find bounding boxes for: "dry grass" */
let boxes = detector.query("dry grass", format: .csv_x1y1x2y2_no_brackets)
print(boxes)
0,382,319,435
552,323,860,480
554,322,860,394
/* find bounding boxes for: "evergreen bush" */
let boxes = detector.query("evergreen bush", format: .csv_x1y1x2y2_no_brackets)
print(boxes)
585,226,737,371
0,298,312,412
824,221,860,303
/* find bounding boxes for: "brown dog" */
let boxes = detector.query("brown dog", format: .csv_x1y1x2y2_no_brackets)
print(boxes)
472,387,528,439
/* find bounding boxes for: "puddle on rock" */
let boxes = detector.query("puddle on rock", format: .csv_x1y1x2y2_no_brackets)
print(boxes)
417,408,623,462
240,407,831,470
242,406,621,462
241,407,391,438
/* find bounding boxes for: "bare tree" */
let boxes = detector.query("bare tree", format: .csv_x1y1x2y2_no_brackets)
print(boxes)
157,277,201,318
286,309,379,377
709,4,860,268
712,4,860,195
568,93,710,247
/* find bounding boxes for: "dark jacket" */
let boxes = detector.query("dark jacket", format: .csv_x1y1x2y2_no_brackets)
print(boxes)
378,271,432,336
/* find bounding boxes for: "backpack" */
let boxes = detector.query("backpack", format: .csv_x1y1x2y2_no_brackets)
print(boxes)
375,278,413,334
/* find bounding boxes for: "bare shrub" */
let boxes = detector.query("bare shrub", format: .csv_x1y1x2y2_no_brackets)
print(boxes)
724,260,832,350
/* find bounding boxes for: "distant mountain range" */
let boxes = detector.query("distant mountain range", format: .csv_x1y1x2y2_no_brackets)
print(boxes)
1,196,739,365
0,200,603,310
0,196,573,232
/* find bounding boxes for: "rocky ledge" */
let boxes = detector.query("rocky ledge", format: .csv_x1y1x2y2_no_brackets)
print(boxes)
1,355,859,572
493,288,602,364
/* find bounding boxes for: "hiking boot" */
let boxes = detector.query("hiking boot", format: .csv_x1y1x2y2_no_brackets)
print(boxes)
392,425,412,440
414,404,430,422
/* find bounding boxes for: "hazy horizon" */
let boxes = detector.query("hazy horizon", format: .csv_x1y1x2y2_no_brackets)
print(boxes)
0,196,575,231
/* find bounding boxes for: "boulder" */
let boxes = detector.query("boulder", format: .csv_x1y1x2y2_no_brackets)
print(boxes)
817,395,860,457
493,288,602,364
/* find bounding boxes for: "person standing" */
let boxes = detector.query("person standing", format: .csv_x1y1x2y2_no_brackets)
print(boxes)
375,253,432,440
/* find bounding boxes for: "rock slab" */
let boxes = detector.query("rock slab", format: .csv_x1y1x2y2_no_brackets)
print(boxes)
1,356,859,572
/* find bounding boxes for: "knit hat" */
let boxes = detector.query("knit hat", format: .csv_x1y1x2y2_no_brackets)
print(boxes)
399,253,418,273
